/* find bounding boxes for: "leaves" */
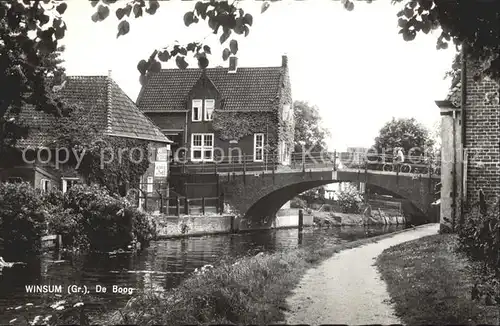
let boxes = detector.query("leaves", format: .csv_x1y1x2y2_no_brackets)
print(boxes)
157,50,170,62
229,39,238,55
222,48,231,61
261,2,270,13
96,5,110,21
220,30,231,44
116,8,126,20
56,3,67,15
133,4,142,18
175,56,188,70
145,0,160,15
197,55,209,69
243,13,253,26
184,11,195,27
150,61,161,73
203,45,211,55
137,60,148,75
116,20,130,38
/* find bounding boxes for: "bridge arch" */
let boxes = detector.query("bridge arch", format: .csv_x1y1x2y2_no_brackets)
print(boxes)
222,169,438,231
243,180,425,230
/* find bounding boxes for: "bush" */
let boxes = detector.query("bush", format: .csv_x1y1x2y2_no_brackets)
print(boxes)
290,197,306,209
457,197,499,308
0,182,47,259
45,184,157,252
337,185,363,213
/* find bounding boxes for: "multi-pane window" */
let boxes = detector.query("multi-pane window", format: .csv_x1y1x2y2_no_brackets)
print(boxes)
192,99,215,122
254,133,264,162
204,99,214,121
192,99,202,122
191,133,214,161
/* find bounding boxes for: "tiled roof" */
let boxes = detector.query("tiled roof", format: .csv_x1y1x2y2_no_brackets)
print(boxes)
16,75,171,147
136,67,285,112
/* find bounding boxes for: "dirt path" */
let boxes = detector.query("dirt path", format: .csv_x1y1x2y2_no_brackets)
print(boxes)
285,224,440,325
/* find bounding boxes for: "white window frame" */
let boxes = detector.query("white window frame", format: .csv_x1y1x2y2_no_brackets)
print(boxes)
40,178,50,192
61,177,79,194
204,99,215,121
191,133,214,162
146,176,153,193
254,133,264,162
192,99,202,122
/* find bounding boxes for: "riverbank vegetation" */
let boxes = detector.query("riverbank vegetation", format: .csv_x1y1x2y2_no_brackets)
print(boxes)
0,182,156,259
376,233,499,325
96,230,408,325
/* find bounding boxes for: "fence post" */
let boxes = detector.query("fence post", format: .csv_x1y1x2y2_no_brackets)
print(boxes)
302,151,306,173
219,193,225,215
184,183,188,198
176,196,180,217
272,156,275,184
216,174,220,197
202,197,206,215
298,209,304,231
159,193,164,214
184,197,189,215
214,161,218,174
333,150,337,171
243,154,247,184
202,160,205,173
144,192,148,211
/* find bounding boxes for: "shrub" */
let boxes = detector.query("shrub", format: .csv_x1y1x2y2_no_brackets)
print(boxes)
0,182,47,258
127,207,157,246
290,197,306,209
337,185,363,213
45,184,157,252
457,197,499,309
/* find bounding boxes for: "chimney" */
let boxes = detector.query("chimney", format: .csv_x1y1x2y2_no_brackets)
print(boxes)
228,56,238,73
282,55,288,68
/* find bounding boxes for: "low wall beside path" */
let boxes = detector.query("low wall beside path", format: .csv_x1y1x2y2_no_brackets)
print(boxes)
155,212,314,239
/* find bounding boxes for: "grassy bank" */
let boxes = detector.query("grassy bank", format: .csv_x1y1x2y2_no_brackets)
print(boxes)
376,234,499,325
98,227,417,325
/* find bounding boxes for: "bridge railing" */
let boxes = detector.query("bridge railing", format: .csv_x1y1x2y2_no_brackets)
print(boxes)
169,151,441,176
160,195,225,216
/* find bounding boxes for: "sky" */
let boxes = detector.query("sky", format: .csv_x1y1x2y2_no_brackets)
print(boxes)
60,0,456,151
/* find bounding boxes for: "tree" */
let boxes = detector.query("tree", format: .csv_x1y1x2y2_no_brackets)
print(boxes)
293,101,330,153
374,117,434,160
86,0,499,83
0,1,68,152
293,101,330,204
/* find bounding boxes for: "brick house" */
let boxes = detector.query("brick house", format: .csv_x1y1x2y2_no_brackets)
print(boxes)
136,55,294,168
0,74,172,206
436,60,500,231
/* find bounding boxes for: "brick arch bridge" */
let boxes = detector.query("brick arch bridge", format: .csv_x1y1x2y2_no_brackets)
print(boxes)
221,168,440,231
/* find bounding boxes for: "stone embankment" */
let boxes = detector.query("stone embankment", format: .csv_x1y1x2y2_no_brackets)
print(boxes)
312,208,405,227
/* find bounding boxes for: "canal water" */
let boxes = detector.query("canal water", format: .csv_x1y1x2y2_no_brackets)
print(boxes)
0,225,404,324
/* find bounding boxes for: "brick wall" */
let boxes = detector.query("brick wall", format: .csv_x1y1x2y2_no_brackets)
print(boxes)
464,64,500,205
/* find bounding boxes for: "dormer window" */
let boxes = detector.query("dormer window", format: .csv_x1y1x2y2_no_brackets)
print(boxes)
192,99,202,122
204,99,214,121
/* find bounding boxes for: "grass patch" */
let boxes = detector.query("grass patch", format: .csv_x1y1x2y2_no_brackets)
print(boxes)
375,234,499,325
98,227,416,325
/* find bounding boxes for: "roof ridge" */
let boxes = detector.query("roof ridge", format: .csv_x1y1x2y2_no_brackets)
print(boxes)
105,75,113,134
157,66,282,72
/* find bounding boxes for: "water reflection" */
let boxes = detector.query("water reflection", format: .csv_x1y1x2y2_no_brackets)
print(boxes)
0,225,403,323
